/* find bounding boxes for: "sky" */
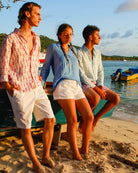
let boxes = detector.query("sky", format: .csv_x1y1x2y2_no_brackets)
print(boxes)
0,0,138,57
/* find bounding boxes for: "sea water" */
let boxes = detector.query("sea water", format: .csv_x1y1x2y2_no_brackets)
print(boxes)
103,61,138,123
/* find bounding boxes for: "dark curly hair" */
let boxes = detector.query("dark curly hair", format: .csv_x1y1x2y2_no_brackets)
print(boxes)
18,2,41,26
83,25,100,42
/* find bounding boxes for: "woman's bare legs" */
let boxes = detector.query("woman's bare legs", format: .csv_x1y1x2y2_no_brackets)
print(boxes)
58,99,82,160
58,98,93,159
75,98,93,154
78,88,100,133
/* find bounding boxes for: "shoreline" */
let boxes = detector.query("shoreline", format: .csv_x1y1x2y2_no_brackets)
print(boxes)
0,117,138,173
93,117,138,151
112,108,138,124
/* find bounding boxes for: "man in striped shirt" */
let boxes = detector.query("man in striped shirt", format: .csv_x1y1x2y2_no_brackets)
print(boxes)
0,2,55,173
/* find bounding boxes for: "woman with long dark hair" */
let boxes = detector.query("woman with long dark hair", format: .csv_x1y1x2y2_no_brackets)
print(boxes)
41,24,93,160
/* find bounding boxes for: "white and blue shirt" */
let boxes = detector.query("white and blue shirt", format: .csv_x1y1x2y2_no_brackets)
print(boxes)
78,45,104,88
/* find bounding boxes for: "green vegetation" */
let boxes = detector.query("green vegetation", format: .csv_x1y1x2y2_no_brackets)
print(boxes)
40,35,57,52
0,0,23,11
0,33,7,45
0,33,57,52
0,33,138,60
102,54,138,61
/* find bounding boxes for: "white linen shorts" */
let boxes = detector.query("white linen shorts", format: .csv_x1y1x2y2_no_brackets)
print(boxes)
7,85,55,129
53,79,85,100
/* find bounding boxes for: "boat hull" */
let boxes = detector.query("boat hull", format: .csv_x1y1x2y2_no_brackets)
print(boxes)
111,73,138,81
0,88,114,130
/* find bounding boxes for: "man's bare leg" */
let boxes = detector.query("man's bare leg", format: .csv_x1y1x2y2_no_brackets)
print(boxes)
42,118,55,168
93,89,120,130
21,129,41,173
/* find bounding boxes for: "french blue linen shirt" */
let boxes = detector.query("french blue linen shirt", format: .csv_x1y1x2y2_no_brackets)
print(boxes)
41,43,81,91
78,45,104,88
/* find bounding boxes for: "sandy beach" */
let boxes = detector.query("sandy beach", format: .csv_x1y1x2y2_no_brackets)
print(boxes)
0,116,138,173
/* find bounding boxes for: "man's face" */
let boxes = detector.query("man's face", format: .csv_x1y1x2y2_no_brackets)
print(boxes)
28,6,41,27
92,30,101,45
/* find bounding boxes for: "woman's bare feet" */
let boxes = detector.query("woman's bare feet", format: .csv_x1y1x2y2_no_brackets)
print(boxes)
42,157,55,168
73,154,83,161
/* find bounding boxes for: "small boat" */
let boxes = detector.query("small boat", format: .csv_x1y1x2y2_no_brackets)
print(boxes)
111,66,138,81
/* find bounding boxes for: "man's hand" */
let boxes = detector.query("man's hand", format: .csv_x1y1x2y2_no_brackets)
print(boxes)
93,86,106,99
2,82,20,97
98,85,103,90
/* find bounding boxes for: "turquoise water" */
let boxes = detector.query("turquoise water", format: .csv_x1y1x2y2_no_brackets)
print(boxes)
103,61,138,123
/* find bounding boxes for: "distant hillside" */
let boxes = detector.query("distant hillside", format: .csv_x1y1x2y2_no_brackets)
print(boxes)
102,54,138,61
0,33,7,45
0,33,138,60
0,33,57,52
39,35,57,52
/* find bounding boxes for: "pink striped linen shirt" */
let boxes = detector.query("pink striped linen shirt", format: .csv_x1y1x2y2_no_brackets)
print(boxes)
0,28,41,92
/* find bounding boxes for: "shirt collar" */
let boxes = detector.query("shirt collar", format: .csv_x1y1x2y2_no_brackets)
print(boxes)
82,44,95,53
82,44,96,60
14,28,36,37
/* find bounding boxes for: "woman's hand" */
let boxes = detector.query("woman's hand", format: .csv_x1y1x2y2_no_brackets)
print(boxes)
38,75,42,82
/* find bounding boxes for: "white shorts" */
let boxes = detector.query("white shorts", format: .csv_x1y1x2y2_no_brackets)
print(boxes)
53,79,85,100
7,85,55,129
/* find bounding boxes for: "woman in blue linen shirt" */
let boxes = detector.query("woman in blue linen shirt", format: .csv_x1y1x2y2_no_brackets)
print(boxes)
41,24,93,161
